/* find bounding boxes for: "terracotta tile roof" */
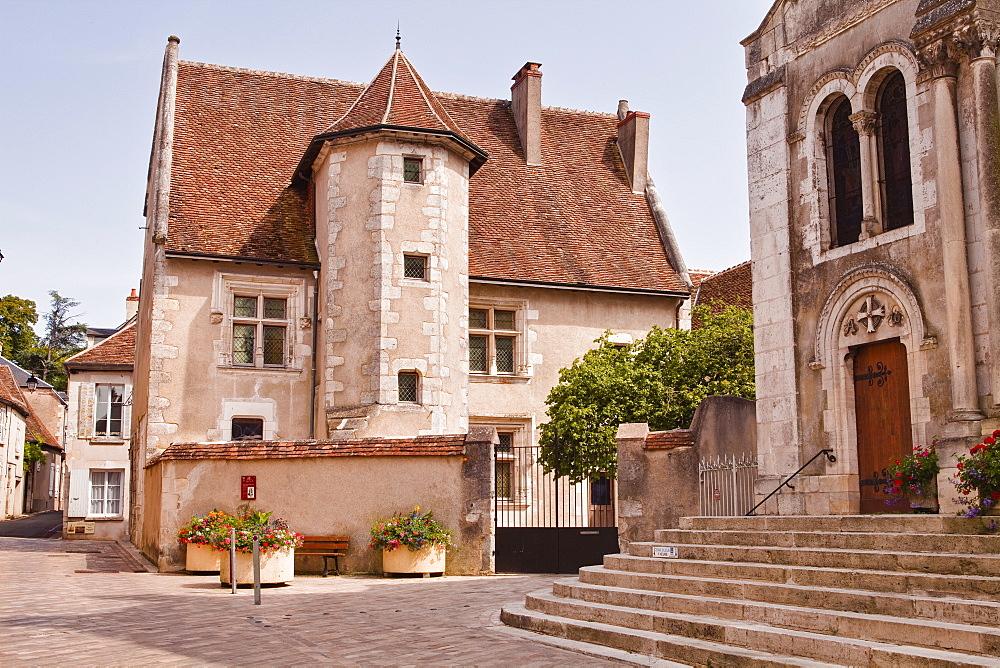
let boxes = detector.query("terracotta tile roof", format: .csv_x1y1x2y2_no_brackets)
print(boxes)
0,365,29,417
147,434,467,466
65,320,136,369
25,410,59,449
165,58,687,294
325,49,472,143
692,260,753,328
687,269,716,292
645,430,694,450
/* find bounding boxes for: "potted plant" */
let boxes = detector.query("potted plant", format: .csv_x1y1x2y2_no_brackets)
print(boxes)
177,510,229,572
952,430,1000,518
884,443,940,513
370,507,452,576
180,506,304,584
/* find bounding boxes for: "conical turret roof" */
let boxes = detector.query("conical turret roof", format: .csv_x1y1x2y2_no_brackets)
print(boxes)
298,46,487,176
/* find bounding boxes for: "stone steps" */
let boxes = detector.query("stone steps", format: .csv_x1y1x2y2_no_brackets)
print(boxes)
580,564,1000,626
553,576,1000,650
501,516,1000,665
602,554,1000,600
509,591,998,667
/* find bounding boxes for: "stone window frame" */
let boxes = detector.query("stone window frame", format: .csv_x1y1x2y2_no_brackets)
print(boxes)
799,44,926,266
468,300,531,379
470,417,532,508
212,273,307,372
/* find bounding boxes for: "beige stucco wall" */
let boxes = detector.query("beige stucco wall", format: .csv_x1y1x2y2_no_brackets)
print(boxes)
314,135,471,439
144,454,485,574
468,282,681,442
0,403,26,518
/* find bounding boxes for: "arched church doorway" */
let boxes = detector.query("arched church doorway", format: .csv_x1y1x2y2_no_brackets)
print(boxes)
853,338,914,513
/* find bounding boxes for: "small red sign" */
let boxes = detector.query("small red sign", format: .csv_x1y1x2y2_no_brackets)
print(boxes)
241,476,256,500
713,488,722,501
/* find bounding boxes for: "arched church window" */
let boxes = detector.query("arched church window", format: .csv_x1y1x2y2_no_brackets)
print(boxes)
827,96,863,247
877,71,914,230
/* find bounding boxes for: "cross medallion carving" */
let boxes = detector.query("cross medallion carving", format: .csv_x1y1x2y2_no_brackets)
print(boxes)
857,295,885,333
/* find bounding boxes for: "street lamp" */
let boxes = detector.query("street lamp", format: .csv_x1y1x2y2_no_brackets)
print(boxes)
26,374,38,393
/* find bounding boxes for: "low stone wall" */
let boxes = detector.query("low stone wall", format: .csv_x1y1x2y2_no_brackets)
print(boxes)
141,430,494,574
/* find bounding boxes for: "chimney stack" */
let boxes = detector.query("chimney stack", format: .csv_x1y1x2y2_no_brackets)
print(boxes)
126,288,139,322
511,62,542,166
616,100,650,194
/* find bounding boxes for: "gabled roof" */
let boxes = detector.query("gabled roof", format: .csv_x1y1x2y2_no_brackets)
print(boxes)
0,365,29,418
25,410,59,449
64,320,136,370
163,57,688,295
0,355,55,392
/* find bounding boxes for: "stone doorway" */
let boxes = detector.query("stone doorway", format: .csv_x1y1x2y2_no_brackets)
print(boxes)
853,339,913,513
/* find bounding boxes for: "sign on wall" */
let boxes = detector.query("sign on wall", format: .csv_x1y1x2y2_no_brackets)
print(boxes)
241,476,256,501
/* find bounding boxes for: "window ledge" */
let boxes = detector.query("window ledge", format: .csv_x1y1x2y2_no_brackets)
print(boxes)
217,365,303,374
470,374,531,384
90,438,126,445
84,516,124,522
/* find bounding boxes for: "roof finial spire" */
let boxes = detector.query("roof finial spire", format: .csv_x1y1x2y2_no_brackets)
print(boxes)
395,24,401,50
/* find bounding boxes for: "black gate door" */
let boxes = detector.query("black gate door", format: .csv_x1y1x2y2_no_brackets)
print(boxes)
494,439,618,573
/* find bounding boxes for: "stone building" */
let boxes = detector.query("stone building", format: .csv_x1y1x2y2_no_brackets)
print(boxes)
743,0,1000,514
63,319,135,539
130,38,691,568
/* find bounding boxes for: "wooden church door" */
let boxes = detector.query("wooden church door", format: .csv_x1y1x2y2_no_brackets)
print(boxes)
853,339,913,513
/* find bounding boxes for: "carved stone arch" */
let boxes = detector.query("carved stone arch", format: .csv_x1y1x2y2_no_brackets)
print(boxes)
854,41,919,111
812,263,933,369
797,69,854,139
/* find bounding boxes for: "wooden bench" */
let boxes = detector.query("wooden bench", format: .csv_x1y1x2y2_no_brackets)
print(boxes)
298,536,349,576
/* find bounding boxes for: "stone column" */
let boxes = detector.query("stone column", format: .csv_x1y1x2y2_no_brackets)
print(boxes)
920,38,983,421
849,111,882,239
959,23,1000,412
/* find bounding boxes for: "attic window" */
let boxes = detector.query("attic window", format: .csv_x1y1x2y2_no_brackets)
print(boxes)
403,157,422,183
403,255,427,280
232,417,264,441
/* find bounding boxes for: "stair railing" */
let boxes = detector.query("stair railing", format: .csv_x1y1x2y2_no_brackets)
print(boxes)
745,448,836,516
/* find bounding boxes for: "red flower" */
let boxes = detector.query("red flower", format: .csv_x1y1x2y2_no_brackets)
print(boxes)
985,437,996,445
991,493,1000,500
895,460,901,465
994,429,1000,437
958,462,965,469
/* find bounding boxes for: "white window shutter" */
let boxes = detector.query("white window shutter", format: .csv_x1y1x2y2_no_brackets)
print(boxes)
78,384,95,439
121,384,133,440
68,469,90,518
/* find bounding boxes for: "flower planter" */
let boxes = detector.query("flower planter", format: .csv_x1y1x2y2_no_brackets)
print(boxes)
186,543,221,573
382,545,446,576
220,548,294,585
907,491,938,513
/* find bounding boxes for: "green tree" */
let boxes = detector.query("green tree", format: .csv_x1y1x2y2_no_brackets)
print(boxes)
538,303,755,483
23,442,45,473
19,291,86,391
0,294,39,361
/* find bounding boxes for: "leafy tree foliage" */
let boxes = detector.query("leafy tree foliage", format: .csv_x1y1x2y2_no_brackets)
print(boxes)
18,291,86,392
0,294,39,361
538,303,754,483
23,442,46,473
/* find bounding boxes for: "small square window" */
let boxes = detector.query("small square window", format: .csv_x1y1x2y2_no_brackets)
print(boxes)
398,371,419,403
234,296,257,318
403,255,427,280
469,308,488,329
232,417,264,441
494,310,516,330
263,298,286,319
403,157,422,183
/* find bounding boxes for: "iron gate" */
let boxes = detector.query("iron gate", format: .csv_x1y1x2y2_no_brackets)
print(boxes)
494,439,618,573
699,453,758,516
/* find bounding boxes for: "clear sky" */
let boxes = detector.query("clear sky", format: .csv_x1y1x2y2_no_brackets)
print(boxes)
1,0,773,331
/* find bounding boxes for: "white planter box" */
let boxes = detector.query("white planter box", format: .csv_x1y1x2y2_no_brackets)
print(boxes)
220,548,295,585
382,545,446,575
185,543,221,573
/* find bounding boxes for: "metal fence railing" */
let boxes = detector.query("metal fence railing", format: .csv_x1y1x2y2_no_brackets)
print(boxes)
699,453,758,516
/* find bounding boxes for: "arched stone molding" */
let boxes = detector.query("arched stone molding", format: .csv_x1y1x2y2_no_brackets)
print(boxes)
798,44,929,265
799,74,856,255
810,264,936,487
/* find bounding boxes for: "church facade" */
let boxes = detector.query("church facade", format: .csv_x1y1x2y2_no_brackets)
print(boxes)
129,38,691,561
744,0,1000,514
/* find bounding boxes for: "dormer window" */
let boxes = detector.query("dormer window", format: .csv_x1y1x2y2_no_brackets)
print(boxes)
403,157,422,183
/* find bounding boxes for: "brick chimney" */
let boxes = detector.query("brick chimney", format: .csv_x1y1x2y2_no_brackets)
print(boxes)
511,62,542,166
126,288,139,322
616,100,650,194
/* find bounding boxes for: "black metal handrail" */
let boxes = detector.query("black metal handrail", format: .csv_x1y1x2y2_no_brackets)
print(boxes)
746,448,836,516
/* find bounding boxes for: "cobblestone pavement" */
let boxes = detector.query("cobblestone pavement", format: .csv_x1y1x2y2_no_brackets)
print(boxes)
0,537,641,666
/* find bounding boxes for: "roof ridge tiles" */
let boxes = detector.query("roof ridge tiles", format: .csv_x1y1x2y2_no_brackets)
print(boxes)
179,60,366,88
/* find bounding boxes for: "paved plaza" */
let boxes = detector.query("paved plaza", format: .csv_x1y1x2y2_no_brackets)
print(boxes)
0,537,660,666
